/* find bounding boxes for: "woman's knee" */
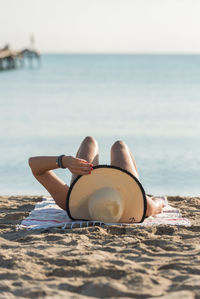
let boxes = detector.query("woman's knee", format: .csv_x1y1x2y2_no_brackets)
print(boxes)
82,136,98,148
111,140,127,152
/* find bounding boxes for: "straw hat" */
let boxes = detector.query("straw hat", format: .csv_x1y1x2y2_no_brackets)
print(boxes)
66,165,147,223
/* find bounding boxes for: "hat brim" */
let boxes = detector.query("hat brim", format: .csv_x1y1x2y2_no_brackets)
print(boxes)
66,165,147,223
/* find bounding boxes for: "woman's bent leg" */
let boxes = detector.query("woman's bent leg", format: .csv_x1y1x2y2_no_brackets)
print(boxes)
70,136,99,184
110,140,139,179
110,140,164,217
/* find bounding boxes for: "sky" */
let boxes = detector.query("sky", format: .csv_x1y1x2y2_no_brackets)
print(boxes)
1,0,200,53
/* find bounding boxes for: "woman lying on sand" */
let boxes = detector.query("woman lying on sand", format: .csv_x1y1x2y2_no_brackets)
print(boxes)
29,136,164,223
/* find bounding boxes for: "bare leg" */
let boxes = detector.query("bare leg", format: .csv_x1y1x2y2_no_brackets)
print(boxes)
146,196,165,216
128,150,139,178
70,136,99,184
110,140,164,217
110,140,139,179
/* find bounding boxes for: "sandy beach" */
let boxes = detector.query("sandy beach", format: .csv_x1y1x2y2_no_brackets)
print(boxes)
0,195,199,298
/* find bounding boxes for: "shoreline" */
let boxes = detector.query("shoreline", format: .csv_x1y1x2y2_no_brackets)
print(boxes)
0,195,200,298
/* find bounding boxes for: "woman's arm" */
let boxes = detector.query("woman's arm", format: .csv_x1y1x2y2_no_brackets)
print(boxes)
28,156,92,210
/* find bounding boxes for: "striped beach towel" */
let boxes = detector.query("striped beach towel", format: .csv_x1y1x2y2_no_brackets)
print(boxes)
17,196,190,230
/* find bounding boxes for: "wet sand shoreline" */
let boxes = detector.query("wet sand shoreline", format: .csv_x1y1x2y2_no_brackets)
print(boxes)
0,195,200,298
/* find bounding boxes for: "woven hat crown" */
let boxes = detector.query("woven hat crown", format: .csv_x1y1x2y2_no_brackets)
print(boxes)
88,187,124,222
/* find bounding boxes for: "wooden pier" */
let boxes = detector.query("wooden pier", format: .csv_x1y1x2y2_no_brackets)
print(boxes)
0,45,40,71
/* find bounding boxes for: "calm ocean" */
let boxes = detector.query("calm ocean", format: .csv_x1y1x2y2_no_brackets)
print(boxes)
0,54,199,196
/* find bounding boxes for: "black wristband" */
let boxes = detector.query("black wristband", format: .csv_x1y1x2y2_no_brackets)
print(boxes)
56,155,65,168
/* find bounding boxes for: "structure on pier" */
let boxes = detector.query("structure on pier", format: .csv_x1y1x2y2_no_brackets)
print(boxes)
0,45,40,71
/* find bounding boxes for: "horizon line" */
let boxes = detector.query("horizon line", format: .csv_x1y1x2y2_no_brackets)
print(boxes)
41,51,200,55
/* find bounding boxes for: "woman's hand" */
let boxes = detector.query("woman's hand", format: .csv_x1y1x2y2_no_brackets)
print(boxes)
63,156,93,175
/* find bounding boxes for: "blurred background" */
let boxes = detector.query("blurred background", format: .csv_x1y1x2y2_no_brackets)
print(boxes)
0,0,200,196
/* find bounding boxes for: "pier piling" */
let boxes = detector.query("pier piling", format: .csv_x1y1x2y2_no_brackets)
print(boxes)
0,46,40,71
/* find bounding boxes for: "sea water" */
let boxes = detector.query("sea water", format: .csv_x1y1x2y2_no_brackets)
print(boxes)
0,54,200,196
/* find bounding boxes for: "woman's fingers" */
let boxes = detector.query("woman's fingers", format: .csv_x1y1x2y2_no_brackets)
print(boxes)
70,164,93,175
76,158,93,167
78,158,88,164
67,156,93,175
73,166,92,174
80,163,92,170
